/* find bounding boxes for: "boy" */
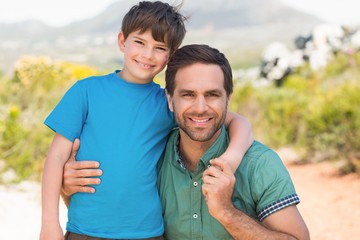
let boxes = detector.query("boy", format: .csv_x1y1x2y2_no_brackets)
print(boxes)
40,1,253,239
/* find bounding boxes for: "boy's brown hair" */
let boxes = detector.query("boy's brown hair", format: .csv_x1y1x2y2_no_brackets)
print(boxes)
121,1,187,55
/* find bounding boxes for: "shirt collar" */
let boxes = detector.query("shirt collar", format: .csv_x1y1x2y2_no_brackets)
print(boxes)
175,125,229,171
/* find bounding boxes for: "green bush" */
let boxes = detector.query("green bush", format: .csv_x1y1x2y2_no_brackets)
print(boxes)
304,82,360,171
254,87,308,147
230,52,360,174
0,56,99,182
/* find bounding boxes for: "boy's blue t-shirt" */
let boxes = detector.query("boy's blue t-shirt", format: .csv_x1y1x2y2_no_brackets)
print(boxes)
44,71,176,238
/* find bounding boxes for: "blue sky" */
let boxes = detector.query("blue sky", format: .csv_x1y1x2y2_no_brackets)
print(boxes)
0,0,359,27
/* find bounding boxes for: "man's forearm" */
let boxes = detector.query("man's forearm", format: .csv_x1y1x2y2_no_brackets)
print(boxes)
217,207,297,240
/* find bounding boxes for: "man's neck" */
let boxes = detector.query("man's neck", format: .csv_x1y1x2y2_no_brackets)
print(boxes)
178,131,219,172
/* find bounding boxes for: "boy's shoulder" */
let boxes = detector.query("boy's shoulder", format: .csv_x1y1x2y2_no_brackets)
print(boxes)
78,72,114,83
74,72,117,90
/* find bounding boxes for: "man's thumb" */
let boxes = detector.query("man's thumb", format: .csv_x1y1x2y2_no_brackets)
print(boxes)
70,138,80,161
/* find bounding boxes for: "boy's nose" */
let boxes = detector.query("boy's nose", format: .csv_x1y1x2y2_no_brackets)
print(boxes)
141,47,153,59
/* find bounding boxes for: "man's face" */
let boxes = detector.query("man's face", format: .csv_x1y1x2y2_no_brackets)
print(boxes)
167,63,229,143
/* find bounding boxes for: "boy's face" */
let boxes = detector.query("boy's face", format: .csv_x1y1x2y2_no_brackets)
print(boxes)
118,30,170,84
166,63,229,143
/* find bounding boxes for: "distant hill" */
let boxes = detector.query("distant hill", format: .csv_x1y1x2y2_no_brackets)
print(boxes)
0,0,322,74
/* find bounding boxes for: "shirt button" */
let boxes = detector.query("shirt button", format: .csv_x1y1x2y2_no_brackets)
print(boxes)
193,181,198,187
193,213,198,219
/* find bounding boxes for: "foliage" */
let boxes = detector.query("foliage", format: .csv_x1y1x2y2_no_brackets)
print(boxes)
232,51,360,174
0,56,99,182
304,82,360,172
1,51,360,182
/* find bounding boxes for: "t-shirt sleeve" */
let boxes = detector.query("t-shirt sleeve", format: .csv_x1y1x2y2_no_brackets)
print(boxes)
44,81,87,142
251,149,300,221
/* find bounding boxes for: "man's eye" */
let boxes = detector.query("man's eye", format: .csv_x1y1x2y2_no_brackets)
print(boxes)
207,93,219,97
182,93,194,97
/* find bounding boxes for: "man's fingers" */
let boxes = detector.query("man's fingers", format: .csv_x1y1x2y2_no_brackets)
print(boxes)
65,177,101,186
73,161,100,170
64,169,102,180
65,160,100,171
209,158,233,175
78,186,96,193
64,186,96,195
202,174,218,185
203,165,223,179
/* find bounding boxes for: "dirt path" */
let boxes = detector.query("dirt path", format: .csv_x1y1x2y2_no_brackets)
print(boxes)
0,159,359,239
285,161,360,240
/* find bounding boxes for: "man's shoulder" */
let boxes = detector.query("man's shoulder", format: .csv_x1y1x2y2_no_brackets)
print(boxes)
161,128,180,159
243,140,280,163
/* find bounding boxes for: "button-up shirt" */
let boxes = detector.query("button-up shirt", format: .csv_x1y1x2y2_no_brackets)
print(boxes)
157,126,299,239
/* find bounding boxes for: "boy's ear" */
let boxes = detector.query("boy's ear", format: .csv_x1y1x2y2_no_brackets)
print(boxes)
118,32,126,52
165,90,174,112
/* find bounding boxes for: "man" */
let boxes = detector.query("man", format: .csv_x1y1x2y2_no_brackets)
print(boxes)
62,44,309,239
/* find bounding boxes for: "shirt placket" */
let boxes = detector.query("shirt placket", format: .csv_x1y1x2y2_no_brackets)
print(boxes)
190,172,203,240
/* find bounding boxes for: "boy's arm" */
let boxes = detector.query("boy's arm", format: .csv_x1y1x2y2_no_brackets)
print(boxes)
40,133,73,240
222,112,253,172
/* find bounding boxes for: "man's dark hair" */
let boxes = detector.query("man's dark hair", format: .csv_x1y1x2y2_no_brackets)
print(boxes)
165,44,233,96
121,1,187,55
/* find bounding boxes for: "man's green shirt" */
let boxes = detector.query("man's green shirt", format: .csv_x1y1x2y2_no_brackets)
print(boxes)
157,126,299,239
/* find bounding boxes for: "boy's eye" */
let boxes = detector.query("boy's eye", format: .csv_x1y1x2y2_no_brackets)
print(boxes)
135,40,144,45
156,47,168,51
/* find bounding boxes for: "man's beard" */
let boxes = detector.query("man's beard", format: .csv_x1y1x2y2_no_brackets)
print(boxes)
173,103,227,142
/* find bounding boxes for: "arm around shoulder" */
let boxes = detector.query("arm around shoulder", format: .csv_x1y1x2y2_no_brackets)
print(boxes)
221,112,253,172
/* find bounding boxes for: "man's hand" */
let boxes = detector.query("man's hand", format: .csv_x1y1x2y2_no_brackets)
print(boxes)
61,139,102,206
202,158,236,220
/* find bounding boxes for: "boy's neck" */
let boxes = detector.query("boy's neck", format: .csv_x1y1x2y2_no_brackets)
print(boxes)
117,70,153,84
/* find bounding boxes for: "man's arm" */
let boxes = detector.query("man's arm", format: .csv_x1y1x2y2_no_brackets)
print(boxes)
202,158,310,240
222,112,253,172
61,138,102,207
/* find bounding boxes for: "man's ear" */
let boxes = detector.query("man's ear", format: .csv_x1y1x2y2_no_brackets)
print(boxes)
226,94,232,112
118,32,126,52
165,90,174,112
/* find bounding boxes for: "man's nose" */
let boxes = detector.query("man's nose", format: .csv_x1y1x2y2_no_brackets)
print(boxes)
193,96,208,112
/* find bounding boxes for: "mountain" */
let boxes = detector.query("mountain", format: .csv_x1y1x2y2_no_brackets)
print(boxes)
0,0,322,74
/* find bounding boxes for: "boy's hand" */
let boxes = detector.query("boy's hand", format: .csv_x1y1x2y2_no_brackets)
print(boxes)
40,222,64,240
62,138,102,197
202,158,236,220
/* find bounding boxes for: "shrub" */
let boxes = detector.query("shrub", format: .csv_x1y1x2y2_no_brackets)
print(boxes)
0,57,99,182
